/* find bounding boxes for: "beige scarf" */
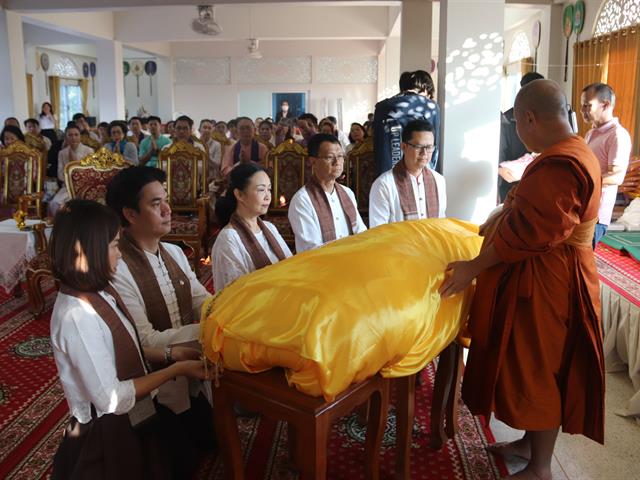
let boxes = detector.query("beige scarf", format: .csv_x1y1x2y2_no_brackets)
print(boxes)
392,161,440,219
229,213,286,270
305,176,358,243
118,231,193,332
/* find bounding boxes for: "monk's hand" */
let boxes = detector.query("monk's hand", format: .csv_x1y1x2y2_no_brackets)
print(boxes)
439,260,477,298
171,346,201,362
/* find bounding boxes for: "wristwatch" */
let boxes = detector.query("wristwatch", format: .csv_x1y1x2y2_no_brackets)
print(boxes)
164,345,173,365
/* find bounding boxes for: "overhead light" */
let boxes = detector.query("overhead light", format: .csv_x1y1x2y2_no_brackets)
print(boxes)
247,38,262,59
191,5,222,36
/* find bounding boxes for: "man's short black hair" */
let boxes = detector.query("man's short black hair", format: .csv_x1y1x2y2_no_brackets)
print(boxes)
399,71,413,91
199,118,214,128
147,115,161,124
24,118,39,127
106,166,166,227
174,115,193,128
227,119,238,128
299,113,318,126
307,133,340,157
400,70,434,95
582,82,616,109
520,72,544,87
236,116,254,126
402,119,434,143
72,113,87,122
98,121,109,129
128,116,142,124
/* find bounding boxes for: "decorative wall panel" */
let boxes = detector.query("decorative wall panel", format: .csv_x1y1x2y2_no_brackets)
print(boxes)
316,57,378,84
174,57,230,84
594,0,640,36
236,56,311,84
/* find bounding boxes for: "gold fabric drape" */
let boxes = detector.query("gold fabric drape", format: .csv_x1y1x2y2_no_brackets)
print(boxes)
48,76,61,126
79,78,89,115
26,74,34,118
573,26,640,154
521,57,535,76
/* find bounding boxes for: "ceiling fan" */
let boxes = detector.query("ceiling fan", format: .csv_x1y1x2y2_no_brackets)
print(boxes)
191,5,222,36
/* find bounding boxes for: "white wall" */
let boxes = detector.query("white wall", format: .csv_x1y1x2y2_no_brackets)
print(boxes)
123,57,159,119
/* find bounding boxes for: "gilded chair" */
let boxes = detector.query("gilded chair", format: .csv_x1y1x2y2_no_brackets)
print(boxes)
65,147,132,204
158,140,209,260
345,136,375,217
213,132,233,159
81,133,102,151
0,141,44,219
24,133,49,158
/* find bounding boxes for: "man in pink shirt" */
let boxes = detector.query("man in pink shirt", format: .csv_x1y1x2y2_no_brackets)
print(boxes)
581,83,632,247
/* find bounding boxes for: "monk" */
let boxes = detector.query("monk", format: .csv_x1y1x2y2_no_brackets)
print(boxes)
439,79,604,480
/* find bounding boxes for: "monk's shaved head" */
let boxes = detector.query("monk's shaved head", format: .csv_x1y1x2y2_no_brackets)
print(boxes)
514,79,568,121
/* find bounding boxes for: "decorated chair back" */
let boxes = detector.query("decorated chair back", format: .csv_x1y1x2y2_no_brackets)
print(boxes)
619,156,640,199
266,139,308,210
24,133,49,156
0,141,44,212
345,136,375,213
80,133,102,151
213,132,233,159
65,147,131,204
158,140,207,211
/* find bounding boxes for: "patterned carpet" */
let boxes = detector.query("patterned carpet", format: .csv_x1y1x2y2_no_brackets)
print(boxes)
0,267,507,479
595,244,640,306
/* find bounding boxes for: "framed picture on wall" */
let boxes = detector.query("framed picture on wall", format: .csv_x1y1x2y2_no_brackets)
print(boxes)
272,92,306,122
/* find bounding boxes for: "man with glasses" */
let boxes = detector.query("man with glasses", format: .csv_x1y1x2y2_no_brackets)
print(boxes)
288,133,367,252
220,117,268,176
369,120,446,228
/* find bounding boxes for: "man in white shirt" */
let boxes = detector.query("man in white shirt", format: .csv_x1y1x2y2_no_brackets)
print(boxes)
106,166,214,451
369,119,446,227
48,124,94,217
580,82,632,247
288,133,367,252
198,118,222,181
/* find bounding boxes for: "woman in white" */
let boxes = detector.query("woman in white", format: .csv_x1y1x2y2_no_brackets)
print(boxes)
49,199,213,480
211,163,292,291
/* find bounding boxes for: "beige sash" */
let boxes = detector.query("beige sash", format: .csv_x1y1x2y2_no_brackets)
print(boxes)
229,213,286,270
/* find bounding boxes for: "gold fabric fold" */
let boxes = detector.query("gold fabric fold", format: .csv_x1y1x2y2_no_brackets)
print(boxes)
200,218,482,401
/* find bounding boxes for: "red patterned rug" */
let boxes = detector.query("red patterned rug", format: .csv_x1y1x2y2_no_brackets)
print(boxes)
0,265,507,480
595,244,640,307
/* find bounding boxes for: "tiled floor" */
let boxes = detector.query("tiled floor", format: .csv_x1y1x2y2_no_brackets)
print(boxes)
490,372,640,479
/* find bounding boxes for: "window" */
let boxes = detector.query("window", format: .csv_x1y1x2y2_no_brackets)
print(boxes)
594,0,640,36
51,56,80,78
59,81,83,127
508,32,532,63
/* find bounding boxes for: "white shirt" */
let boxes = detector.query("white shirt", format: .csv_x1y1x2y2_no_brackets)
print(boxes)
38,114,56,129
211,221,292,292
288,184,367,253
50,290,146,424
112,242,210,349
58,144,94,183
203,137,222,181
369,168,447,228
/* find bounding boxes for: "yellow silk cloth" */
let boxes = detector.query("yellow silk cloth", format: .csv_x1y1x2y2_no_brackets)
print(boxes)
200,218,482,401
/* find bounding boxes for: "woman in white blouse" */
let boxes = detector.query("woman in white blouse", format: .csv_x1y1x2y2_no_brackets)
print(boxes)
49,199,213,480
211,163,292,291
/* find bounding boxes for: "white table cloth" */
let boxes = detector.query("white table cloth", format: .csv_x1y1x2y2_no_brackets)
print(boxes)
0,219,50,294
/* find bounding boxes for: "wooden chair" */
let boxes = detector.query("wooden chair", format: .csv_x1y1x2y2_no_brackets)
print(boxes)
345,137,375,221
24,132,50,158
65,147,131,204
26,221,57,314
267,139,309,211
80,133,102,151
213,368,389,480
0,141,45,219
158,140,209,260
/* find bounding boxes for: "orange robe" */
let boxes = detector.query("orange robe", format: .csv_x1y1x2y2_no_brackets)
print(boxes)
462,136,605,443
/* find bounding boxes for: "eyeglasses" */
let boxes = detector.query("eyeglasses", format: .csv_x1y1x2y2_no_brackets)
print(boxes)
317,155,345,163
405,142,435,153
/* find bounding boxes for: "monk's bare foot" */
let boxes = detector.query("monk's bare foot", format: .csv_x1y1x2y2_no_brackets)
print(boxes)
487,438,531,460
502,465,552,480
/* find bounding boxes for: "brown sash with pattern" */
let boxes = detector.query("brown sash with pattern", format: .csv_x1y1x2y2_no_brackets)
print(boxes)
59,284,146,381
305,176,358,243
229,213,286,270
392,161,440,219
118,231,193,332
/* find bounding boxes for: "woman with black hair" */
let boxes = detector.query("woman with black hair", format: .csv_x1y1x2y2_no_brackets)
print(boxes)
49,199,213,479
106,121,138,165
211,163,291,291
346,122,367,154
0,125,25,147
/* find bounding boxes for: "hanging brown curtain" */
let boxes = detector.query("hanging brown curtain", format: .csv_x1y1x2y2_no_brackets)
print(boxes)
48,76,61,127
607,26,640,155
26,74,34,118
79,78,89,115
520,57,535,76
573,26,640,152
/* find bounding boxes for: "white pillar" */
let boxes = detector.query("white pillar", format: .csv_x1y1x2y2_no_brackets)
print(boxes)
0,9,28,121
438,0,504,223
400,0,433,73
155,56,175,122
96,39,125,121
